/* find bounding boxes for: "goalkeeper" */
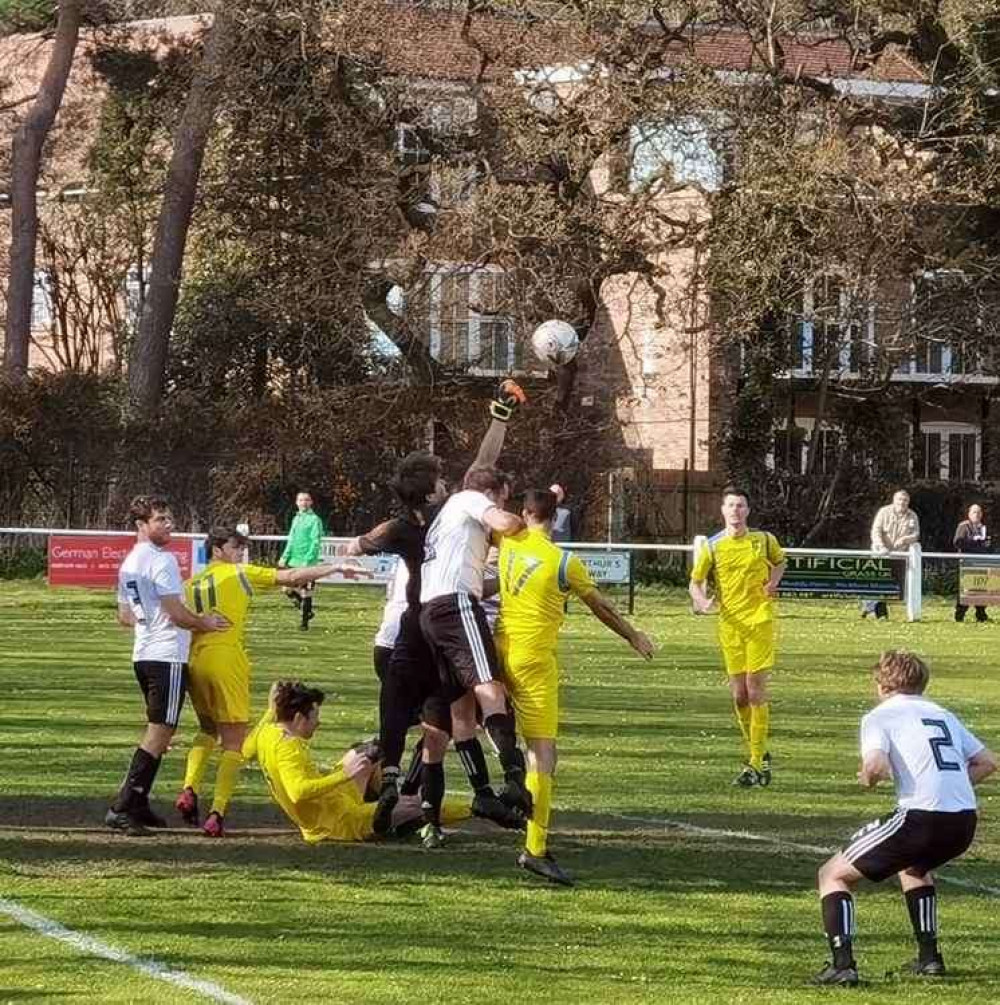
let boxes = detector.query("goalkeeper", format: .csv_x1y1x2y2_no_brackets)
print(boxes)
340,379,528,847
243,681,470,843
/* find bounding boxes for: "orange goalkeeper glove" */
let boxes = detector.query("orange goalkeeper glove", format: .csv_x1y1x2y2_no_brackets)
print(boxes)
489,379,527,423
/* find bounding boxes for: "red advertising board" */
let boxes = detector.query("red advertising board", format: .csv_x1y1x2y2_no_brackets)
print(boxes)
48,535,193,588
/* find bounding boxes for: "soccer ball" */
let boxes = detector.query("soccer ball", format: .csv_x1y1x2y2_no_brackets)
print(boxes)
530,319,580,367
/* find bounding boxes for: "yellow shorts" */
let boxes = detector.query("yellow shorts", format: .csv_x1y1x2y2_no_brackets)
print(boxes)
188,648,251,725
718,618,775,675
304,788,471,844
498,641,559,740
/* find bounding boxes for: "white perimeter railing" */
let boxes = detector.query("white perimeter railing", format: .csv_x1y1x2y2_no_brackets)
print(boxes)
2,527,990,622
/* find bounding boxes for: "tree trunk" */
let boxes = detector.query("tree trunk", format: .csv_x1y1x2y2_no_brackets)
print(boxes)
3,0,82,379
127,11,233,416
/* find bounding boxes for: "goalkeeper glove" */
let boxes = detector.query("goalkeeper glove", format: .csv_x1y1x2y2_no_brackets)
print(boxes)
489,379,527,423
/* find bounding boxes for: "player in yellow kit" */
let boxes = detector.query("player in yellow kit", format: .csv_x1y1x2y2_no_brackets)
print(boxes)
175,527,349,837
243,680,471,843
689,486,786,788
496,489,655,886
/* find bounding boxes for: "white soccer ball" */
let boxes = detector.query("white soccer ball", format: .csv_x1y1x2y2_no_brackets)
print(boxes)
530,319,580,367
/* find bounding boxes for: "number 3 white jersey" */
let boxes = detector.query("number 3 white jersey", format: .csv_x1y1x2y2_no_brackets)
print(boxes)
117,541,191,663
860,693,984,812
420,490,494,603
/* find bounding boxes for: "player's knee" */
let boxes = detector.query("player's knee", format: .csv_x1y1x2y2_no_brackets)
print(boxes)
421,725,449,759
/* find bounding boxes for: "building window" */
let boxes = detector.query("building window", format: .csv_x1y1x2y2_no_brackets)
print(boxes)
428,268,520,374
770,421,840,475
896,271,990,380
31,269,53,329
912,423,980,482
790,276,875,377
629,115,725,193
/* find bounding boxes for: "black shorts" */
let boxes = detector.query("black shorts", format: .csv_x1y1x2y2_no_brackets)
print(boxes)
420,593,500,694
843,807,977,883
385,611,452,733
133,660,188,728
373,645,393,683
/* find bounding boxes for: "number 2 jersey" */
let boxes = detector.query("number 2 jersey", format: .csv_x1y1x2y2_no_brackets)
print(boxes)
185,560,278,666
860,693,984,812
117,541,190,663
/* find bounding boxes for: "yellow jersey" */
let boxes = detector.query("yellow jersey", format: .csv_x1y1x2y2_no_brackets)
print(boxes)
248,719,369,843
495,527,596,652
690,529,785,626
185,560,278,657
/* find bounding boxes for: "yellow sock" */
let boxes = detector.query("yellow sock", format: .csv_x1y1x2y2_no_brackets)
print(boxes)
210,750,244,816
734,703,752,755
749,703,770,771
525,770,553,858
182,732,217,793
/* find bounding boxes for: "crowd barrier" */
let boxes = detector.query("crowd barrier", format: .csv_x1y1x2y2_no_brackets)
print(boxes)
3,527,996,623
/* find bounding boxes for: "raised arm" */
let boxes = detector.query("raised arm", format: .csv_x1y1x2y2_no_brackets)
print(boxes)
579,590,655,659
468,380,527,473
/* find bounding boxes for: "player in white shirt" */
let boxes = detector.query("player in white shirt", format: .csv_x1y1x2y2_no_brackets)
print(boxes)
813,650,996,986
420,466,530,813
106,496,227,835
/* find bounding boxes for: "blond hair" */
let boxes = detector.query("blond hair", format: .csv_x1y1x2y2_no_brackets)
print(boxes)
874,650,929,695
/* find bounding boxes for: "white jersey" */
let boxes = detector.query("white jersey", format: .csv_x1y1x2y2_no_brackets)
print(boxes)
860,693,984,812
117,541,191,663
481,555,500,631
420,490,494,602
375,562,409,649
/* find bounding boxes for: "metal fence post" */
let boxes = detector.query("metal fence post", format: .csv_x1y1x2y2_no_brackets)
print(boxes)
906,543,923,622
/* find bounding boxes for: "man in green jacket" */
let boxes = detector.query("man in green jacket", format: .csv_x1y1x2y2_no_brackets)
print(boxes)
279,490,324,630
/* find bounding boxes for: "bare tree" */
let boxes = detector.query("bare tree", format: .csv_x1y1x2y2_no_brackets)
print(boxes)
127,7,232,416
3,0,82,379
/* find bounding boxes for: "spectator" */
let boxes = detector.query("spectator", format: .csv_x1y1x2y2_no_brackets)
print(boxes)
549,484,576,544
954,504,991,624
867,489,920,621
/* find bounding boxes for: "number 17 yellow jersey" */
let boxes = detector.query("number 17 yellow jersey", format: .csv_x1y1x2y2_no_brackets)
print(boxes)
185,560,278,659
495,527,596,653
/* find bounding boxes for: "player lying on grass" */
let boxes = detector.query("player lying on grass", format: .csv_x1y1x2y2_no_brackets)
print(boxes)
176,527,357,838
812,650,996,987
496,488,655,886
243,681,470,843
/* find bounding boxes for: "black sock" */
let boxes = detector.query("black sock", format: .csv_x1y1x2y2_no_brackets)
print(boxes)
905,886,939,962
821,892,856,969
483,713,522,775
421,760,445,827
400,738,425,796
112,748,160,813
455,737,491,793
301,596,313,626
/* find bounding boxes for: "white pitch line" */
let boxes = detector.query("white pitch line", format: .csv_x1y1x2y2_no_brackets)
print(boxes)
613,814,1000,898
0,898,253,1005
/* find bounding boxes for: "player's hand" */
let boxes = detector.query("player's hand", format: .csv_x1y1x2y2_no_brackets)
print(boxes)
489,378,527,423
692,596,716,615
350,738,383,764
763,580,779,597
630,631,655,660
202,613,230,632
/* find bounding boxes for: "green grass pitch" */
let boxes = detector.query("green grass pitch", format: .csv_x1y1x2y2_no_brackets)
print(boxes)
1,580,998,1004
